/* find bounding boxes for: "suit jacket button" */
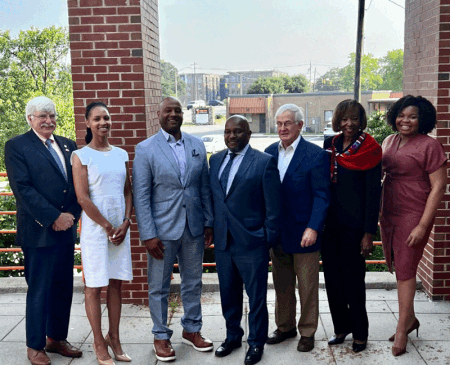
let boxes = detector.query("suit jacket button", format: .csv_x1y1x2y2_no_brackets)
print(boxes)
182,204,186,208
61,206,64,209
63,190,67,193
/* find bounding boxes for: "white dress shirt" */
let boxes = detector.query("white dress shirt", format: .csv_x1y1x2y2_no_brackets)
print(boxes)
32,128,67,175
218,144,250,194
161,128,187,184
277,134,302,182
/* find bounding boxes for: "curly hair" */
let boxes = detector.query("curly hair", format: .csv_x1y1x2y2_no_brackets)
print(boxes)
386,95,437,134
331,99,367,132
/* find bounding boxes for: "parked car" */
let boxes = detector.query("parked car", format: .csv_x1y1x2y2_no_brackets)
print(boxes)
201,135,226,154
187,100,206,110
208,100,224,106
323,122,339,138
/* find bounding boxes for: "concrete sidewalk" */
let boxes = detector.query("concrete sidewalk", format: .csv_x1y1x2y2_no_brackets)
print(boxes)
1,277,450,364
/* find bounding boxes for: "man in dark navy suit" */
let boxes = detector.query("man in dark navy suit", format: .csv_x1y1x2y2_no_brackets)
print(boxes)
209,116,281,365
265,104,330,353
5,96,82,365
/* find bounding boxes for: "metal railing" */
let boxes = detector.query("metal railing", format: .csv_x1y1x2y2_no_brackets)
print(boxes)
0,172,386,272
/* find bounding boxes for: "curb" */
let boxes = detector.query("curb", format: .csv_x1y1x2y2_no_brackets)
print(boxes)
0,272,420,294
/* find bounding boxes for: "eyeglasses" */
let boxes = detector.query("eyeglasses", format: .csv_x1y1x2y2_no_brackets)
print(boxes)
276,121,296,128
32,113,57,121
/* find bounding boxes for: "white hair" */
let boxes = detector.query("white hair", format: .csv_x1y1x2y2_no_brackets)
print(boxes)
25,96,56,126
274,104,304,125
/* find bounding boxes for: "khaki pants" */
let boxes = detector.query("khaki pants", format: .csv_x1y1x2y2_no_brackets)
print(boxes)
271,248,320,338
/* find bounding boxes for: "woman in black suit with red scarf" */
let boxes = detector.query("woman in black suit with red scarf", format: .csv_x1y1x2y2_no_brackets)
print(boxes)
322,99,382,353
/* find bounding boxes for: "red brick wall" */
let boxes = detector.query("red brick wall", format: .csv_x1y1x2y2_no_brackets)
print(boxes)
67,0,161,304
404,0,450,300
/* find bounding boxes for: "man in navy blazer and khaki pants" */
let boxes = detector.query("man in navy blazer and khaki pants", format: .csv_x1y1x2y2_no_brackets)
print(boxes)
4,96,82,365
210,115,281,365
265,104,330,353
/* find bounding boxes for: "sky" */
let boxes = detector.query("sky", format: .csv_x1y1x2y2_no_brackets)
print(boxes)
0,0,406,78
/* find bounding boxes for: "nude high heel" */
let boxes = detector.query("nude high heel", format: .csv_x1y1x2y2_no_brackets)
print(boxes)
93,342,116,365
105,334,132,362
388,318,420,342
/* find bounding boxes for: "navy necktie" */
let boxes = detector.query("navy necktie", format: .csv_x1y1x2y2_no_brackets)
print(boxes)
220,152,237,194
45,139,67,181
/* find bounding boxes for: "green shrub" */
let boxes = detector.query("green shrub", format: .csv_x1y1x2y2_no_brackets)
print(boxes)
366,111,393,145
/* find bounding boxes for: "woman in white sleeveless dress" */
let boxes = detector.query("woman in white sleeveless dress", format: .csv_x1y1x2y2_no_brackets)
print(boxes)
72,102,133,365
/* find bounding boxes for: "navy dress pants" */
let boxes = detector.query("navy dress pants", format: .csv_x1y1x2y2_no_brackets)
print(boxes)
215,233,269,347
22,241,75,350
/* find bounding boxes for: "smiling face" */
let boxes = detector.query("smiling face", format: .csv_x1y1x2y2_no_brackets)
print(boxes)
339,108,361,140
86,106,111,138
224,117,251,152
28,109,57,139
396,106,419,138
276,111,302,148
158,98,183,136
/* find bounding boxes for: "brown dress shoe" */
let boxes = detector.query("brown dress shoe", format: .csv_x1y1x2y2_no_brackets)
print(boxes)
153,339,176,362
182,330,214,352
27,348,51,365
45,339,83,358
297,336,314,352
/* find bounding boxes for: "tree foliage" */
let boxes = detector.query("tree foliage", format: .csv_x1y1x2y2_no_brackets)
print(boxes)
366,111,393,145
0,26,74,171
160,60,186,98
247,74,310,94
316,49,403,92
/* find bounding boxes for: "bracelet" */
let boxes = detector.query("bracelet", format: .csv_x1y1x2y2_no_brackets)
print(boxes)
123,217,132,224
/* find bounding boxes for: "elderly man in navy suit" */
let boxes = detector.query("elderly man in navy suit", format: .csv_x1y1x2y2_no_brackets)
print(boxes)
265,104,330,353
4,96,82,365
209,115,281,365
133,96,214,362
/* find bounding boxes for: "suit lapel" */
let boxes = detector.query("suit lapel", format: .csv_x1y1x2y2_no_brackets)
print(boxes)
284,137,307,181
226,145,254,197
155,130,182,184
211,150,228,199
54,135,72,182
26,130,66,180
183,135,192,187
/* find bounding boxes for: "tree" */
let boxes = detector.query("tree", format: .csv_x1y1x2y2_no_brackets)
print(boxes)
379,49,404,91
315,67,343,91
160,60,186,98
0,26,74,171
247,74,309,94
340,53,383,91
366,111,393,145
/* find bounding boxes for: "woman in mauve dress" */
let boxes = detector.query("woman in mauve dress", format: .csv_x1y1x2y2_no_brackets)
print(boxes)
380,95,447,357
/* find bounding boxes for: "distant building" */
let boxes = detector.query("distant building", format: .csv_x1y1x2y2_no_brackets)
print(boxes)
227,91,401,134
220,70,288,99
179,73,222,105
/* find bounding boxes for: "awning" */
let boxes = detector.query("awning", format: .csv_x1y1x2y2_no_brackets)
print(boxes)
229,97,265,114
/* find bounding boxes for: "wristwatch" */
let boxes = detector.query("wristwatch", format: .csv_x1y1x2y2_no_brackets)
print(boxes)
123,217,132,224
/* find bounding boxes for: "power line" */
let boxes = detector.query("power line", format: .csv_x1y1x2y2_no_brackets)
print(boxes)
388,0,405,9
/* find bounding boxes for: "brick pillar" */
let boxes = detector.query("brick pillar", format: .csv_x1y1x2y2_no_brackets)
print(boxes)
67,0,161,304
404,0,450,301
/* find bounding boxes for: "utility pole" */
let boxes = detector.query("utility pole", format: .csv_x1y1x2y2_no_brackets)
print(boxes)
174,70,178,98
354,0,365,102
309,61,312,90
191,62,197,100
313,68,317,92
240,74,243,95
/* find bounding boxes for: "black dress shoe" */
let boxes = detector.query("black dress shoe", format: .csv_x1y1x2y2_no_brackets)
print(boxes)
297,336,314,352
328,332,351,345
244,346,263,365
352,340,367,353
266,328,297,345
215,340,241,357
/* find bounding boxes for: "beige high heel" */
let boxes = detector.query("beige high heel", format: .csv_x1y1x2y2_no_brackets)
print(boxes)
93,342,116,365
105,334,132,362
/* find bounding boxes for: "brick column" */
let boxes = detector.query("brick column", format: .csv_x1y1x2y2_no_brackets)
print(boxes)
67,0,161,304
404,0,450,301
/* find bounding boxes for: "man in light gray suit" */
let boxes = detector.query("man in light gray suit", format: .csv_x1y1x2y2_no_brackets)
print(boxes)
133,97,214,362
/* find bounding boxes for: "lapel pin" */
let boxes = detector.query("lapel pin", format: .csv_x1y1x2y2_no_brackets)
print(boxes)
192,149,199,157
